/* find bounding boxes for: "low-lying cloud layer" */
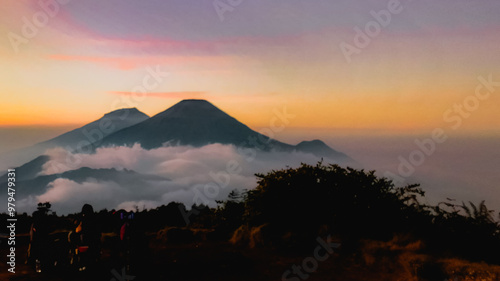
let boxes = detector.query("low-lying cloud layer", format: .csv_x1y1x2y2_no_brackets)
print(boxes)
19,144,328,214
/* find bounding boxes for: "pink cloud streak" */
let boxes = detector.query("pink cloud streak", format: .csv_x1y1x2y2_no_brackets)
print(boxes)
108,91,206,99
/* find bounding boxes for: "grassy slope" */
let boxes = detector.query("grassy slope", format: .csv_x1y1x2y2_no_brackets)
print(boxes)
2,231,500,281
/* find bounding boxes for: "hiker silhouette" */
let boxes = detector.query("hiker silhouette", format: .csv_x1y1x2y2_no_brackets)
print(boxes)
28,204,50,272
68,204,102,271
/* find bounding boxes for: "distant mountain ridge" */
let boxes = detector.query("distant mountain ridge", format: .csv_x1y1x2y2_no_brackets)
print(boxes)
92,99,351,161
295,140,348,160
0,155,49,183
0,167,169,202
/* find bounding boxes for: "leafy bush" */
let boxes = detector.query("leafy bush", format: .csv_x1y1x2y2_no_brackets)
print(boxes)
242,162,428,249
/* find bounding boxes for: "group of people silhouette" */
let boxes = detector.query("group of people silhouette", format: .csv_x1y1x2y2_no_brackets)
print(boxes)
28,203,134,273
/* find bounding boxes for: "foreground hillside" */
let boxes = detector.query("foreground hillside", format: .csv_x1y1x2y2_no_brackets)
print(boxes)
2,231,500,281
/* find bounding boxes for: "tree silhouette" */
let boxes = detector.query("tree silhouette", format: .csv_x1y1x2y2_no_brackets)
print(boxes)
461,200,495,223
37,202,52,215
242,162,428,250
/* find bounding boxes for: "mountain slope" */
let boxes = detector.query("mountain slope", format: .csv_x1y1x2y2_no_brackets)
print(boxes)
0,108,149,170
37,108,149,150
0,155,50,183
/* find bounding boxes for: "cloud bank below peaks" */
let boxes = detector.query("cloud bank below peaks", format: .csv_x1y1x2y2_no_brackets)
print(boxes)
26,143,329,214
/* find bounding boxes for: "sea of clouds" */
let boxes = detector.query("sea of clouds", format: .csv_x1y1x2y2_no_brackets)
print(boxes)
17,144,329,214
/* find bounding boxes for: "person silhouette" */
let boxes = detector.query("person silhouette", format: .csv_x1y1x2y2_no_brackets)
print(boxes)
28,207,50,272
69,204,101,271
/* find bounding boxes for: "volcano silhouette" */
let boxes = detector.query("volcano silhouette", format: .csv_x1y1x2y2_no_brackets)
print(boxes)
96,99,294,150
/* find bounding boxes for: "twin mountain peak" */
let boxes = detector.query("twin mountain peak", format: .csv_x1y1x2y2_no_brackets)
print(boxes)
42,99,350,161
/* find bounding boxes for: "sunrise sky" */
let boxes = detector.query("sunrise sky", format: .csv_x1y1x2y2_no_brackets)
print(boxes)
1,0,499,135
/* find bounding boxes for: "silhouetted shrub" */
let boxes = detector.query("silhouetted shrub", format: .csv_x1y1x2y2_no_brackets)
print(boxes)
242,162,427,249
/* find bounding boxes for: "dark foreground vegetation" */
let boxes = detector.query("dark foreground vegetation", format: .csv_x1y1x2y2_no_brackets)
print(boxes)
1,162,499,280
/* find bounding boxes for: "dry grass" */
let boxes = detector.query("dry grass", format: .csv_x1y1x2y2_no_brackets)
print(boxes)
229,225,250,246
359,235,500,281
229,224,270,248
439,258,500,281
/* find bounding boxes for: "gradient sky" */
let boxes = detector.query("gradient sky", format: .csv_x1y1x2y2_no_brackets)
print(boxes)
1,0,499,135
